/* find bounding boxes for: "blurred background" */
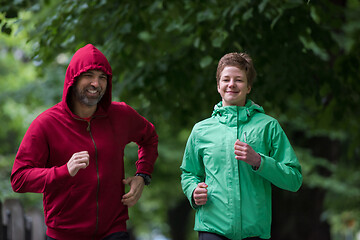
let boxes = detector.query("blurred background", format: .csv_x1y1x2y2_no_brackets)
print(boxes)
0,0,359,239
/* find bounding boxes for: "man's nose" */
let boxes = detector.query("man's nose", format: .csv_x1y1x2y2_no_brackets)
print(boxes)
90,77,100,88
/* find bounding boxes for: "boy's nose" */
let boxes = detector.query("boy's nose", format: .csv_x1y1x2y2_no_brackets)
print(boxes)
228,79,235,87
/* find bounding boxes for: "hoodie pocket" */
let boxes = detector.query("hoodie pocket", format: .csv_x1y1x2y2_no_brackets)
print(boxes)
54,184,96,231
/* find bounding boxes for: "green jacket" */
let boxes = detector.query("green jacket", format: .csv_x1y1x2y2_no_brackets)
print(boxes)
180,100,302,240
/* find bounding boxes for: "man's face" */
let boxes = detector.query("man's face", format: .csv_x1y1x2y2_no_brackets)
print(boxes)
217,66,251,107
73,69,108,106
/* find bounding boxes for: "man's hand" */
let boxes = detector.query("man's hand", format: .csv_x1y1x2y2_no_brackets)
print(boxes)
234,139,261,168
67,151,90,177
193,182,208,206
122,176,145,207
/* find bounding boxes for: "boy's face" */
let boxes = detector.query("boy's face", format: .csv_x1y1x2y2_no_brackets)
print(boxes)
217,66,251,107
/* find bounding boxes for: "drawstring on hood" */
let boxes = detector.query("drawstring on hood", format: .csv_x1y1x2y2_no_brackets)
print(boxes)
62,44,113,113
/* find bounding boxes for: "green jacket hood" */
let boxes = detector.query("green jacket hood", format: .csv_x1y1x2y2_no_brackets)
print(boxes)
212,99,265,124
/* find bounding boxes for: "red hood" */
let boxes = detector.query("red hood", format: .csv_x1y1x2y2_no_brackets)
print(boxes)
62,44,112,111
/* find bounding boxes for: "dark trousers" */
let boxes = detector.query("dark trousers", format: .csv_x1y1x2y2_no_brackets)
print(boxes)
199,231,265,240
46,232,129,240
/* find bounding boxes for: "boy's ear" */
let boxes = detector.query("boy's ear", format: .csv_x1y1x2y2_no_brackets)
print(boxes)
247,85,252,94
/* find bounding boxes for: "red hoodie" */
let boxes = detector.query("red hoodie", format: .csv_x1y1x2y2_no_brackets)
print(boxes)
11,44,158,240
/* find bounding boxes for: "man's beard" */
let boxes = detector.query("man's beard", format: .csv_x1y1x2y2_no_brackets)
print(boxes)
73,87,105,106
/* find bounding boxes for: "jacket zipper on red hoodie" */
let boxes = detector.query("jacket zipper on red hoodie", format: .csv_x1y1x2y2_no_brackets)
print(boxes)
81,118,100,239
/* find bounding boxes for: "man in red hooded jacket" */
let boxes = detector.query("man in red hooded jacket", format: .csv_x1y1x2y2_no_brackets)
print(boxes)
11,44,158,240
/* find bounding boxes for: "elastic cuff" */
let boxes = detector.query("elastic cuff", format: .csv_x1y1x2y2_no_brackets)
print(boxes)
252,153,265,172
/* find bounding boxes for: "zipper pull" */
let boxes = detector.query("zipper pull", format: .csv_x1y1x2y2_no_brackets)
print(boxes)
87,122,91,132
243,132,247,142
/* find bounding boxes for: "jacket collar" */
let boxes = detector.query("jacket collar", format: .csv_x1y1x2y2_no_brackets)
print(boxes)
61,101,108,120
212,99,264,125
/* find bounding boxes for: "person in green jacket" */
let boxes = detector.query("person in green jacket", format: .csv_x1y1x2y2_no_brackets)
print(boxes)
180,52,302,240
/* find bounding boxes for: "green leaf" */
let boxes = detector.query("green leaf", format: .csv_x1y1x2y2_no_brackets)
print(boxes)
200,55,213,68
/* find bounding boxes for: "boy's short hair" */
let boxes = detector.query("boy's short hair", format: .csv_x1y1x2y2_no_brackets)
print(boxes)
216,52,256,87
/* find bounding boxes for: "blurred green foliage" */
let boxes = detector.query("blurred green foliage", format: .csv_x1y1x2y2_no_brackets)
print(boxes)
1,0,360,239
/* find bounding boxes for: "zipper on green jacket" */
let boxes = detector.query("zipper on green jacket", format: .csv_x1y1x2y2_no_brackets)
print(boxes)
236,107,239,140
235,106,242,238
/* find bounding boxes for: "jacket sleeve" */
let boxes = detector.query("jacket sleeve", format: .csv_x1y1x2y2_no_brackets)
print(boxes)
127,106,158,176
255,121,303,192
11,119,70,193
180,128,205,209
